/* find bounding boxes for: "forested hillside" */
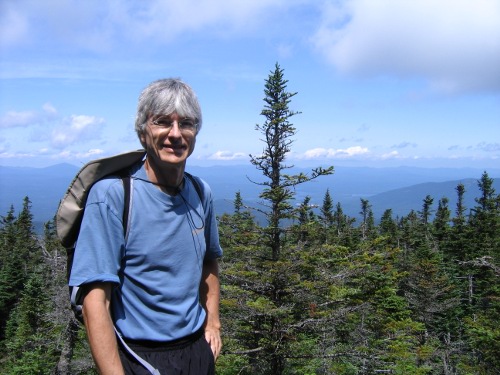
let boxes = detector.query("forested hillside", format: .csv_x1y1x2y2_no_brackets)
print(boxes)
1,172,498,374
0,65,498,374
216,171,500,374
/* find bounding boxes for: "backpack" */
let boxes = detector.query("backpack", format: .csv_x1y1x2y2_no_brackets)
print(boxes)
56,149,145,277
56,149,204,375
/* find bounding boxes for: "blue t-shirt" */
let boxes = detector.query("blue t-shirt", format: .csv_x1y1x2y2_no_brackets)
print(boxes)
69,163,222,341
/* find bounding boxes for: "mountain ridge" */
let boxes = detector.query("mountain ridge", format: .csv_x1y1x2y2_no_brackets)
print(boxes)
1,163,498,231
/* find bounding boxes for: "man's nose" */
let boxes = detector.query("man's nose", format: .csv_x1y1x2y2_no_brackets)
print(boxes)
167,121,182,137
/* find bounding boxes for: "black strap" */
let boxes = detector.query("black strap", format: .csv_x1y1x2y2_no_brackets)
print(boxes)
185,172,204,204
120,173,202,237
122,175,131,234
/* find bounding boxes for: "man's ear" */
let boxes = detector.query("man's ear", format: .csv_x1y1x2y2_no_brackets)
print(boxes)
139,131,146,148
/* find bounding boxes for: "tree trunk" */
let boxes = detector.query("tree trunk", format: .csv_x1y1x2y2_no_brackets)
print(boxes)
54,317,79,375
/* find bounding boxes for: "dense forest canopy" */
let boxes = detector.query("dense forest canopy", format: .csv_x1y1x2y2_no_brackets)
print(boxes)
0,65,498,374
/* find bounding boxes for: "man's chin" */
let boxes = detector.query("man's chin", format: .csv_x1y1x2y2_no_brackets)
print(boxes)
158,154,188,167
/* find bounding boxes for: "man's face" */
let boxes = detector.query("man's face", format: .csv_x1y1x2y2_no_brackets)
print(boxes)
140,112,197,169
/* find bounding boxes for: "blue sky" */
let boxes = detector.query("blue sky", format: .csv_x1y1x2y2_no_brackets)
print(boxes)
1,0,499,170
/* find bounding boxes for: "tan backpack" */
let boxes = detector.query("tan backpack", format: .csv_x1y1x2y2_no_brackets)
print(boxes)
56,149,146,249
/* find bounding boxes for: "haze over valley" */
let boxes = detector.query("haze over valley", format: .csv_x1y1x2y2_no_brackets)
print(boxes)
1,163,498,231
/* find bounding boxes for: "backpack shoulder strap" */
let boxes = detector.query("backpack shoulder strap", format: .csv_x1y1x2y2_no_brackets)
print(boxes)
184,173,211,261
122,175,131,227
121,174,133,243
185,172,204,204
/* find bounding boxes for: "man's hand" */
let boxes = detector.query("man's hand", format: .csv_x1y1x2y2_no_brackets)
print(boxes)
200,259,222,360
83,283,125,375
204,326,222,360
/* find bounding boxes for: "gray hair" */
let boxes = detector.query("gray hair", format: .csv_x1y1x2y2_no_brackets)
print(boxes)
135,78,202,136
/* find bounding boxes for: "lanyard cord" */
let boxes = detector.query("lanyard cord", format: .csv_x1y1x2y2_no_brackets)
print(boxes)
131,175,205,231
131,174,205,271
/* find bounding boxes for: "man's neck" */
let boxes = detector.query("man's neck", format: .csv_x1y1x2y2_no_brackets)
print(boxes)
144,157,185,194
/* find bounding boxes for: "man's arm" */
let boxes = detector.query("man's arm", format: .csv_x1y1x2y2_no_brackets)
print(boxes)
200,258,222,360
82,283,124,375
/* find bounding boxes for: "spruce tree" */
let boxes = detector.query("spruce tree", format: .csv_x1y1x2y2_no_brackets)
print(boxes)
0,206,17,339
221,63,333,375
433,197,451,243
379,208,399,247
250,63,333,261
297,196,313,227
359,198,375,241
319,189,334,227
462,172,500,372
2,268,57,374
333,202,356,247
0,198,41,344
419,194,434,225
318,189,334,244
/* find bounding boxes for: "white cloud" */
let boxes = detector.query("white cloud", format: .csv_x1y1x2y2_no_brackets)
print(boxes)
312,0,500,93
53,149,105,160
0,103,57,128
0,110,38,128
42,103,57,116
1,0,301,52
1,103,107,154
0,148,106,166
51,115,104,149
208,151,247,161
0,151,36,160
302,146,369,159
381,151,400,160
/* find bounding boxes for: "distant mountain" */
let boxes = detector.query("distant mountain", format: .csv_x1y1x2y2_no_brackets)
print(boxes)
340,178,500,220
0,164,79,230
1,163,498,231
190,165,499,220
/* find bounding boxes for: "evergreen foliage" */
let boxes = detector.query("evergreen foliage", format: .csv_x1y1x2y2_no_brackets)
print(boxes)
0,204,93,374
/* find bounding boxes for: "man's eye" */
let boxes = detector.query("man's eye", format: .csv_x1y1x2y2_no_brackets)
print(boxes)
180,120,195,128
154,119,172,127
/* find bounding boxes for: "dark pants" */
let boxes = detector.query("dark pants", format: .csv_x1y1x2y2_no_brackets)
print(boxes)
118,329,215,375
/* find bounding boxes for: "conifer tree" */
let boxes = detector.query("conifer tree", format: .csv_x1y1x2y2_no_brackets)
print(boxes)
379,208,399,246
454,183,467,225
447,183,472,277
319,189,334,227
333,202,356,247
317,189,334,244
470,172,498,258
2,268,58,374
359,198,375,241
419,195,434,225
221,63,333,375
0,198,41,344
296,196,311,238
250,63,333,261
461,172,500,372
433,197,451,243
297,195,313,227
0,205,17,339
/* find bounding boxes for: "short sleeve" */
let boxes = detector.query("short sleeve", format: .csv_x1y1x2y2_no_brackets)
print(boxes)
68,177,126,287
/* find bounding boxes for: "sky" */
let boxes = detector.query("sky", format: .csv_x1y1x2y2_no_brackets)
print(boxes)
1,0,499,170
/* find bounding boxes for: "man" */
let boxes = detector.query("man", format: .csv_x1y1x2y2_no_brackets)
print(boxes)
69,78,222,374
